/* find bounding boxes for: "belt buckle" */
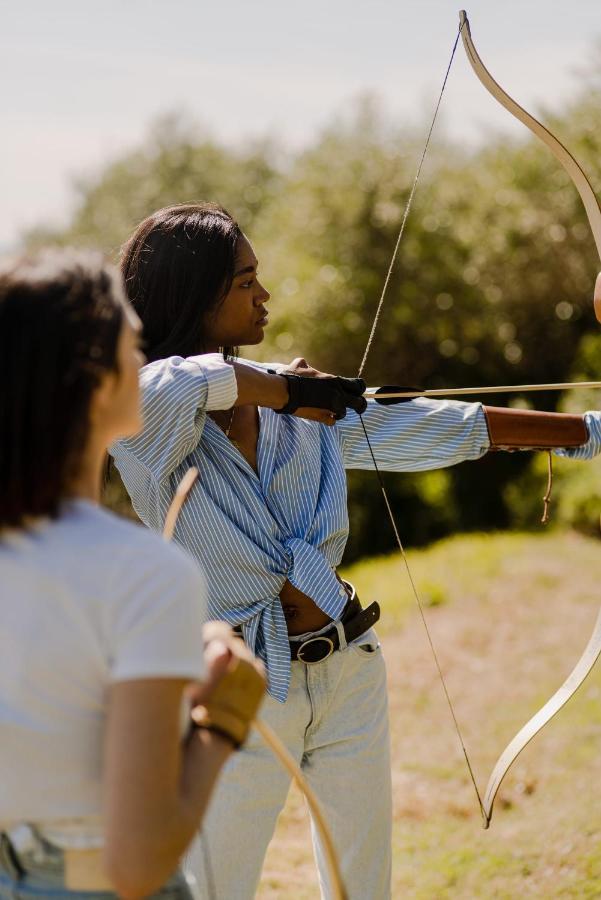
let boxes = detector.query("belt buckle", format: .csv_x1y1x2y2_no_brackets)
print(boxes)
297,636,334,664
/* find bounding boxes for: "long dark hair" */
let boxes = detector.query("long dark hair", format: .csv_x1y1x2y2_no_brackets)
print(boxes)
120,203,241,362
0,249,123,530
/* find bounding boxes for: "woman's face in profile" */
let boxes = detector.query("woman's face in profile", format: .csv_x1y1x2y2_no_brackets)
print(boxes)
203,235,271,350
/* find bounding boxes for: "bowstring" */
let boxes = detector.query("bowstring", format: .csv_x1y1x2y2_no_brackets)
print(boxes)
357,18,487,818
358,419,485,817
358,21,464,380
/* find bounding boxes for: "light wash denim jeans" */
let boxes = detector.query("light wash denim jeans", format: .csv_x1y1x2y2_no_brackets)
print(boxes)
186,627,392,900
0,830,194,900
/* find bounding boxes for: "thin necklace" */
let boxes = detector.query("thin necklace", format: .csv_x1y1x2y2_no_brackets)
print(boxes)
224,407,242,453
224,407,236,438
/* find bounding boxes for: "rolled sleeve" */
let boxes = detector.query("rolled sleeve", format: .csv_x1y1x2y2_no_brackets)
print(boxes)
555,411,601,460
336,397,490,471
111,353,238,484
190,353,238,411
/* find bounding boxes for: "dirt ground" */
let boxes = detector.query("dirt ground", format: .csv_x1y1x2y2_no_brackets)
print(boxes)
257,532,601,899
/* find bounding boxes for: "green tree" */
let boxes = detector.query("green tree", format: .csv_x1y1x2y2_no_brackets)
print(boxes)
25,84,601,559
27,113,281,258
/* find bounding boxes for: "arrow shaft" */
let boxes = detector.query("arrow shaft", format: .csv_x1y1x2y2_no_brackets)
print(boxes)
365,382,601,401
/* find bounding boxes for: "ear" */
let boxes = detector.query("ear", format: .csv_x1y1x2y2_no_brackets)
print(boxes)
88,370,118,426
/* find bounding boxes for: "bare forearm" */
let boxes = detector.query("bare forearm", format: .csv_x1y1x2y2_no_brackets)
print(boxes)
231,361,288,408
161,729,232,866
179,726,233,827
114,729,232,897
484,406,588,449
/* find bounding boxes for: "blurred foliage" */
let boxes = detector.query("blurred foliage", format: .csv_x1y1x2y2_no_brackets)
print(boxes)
26,82,601,560
26,114,282,258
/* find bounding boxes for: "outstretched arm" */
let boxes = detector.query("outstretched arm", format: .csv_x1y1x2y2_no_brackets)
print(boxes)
337,397,593,472
337,397,490,472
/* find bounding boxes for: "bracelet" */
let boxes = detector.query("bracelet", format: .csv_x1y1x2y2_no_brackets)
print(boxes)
190,720,240,751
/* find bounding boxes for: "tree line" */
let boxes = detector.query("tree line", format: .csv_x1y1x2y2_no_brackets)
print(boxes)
27,83,601,560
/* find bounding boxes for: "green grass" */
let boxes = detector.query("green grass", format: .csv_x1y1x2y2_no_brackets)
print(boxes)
259,530,601,898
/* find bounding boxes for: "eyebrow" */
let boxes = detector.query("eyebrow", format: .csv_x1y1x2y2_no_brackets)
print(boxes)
234,263,257,277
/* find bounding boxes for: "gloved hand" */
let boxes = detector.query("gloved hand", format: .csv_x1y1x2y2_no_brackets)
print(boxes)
272,370,367,419
190,622,266,749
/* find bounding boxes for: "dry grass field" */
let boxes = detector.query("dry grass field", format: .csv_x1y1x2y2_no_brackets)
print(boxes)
257,532,601,899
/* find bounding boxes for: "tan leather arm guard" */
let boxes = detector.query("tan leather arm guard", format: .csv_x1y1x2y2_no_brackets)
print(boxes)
191,644,266,749
484,406,588,450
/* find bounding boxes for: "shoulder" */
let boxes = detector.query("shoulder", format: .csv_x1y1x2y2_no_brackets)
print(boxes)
236,357,285,373
140,352,234,385
63,502,205,590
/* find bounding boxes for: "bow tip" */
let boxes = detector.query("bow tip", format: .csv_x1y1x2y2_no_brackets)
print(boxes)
459,9,468,25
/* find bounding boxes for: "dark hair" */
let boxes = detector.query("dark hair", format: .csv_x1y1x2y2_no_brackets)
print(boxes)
0,248,124,530
120,203,241,362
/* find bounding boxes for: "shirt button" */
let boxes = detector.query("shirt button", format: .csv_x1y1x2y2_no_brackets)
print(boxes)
338,586,346,597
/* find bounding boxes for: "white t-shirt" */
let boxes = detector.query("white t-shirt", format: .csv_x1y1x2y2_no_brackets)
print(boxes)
0,500,207,845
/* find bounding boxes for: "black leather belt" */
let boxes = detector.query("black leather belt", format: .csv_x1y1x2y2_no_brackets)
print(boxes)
234,587,380,665
290,594,380,663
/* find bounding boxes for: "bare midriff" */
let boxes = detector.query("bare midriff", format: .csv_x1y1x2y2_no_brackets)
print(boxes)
279,580,333,636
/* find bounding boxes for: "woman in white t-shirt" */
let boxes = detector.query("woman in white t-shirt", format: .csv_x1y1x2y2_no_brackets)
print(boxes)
0,249,265,899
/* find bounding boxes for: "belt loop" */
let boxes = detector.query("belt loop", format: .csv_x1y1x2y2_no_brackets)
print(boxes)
334,620,347,651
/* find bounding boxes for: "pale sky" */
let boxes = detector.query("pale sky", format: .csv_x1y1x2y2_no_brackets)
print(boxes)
1,0,599,249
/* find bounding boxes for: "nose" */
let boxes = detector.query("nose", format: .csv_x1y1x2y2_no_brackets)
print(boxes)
255,278,270,303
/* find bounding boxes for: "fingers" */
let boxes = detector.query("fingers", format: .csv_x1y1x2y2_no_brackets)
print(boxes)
204,639,232,669
228,636,265,674
202,620,234,644
200,642,232,695
190,650,267,748
293,407,340,425
202,621,261,670
287,357,311,373
284,358,334,379
190,622,265,711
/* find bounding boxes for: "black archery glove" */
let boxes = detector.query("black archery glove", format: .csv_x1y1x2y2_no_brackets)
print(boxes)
270,371,367,419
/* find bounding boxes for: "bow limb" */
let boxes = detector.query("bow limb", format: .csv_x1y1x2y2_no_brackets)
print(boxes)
460,10,601,827
252,719,348,900
459,10,601,268
481,607,601,828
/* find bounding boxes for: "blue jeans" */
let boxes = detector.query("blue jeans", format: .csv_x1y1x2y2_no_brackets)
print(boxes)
0,832,193,900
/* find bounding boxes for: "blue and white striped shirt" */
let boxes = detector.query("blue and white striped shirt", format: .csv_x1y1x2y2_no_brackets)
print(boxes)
111,354,601,700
